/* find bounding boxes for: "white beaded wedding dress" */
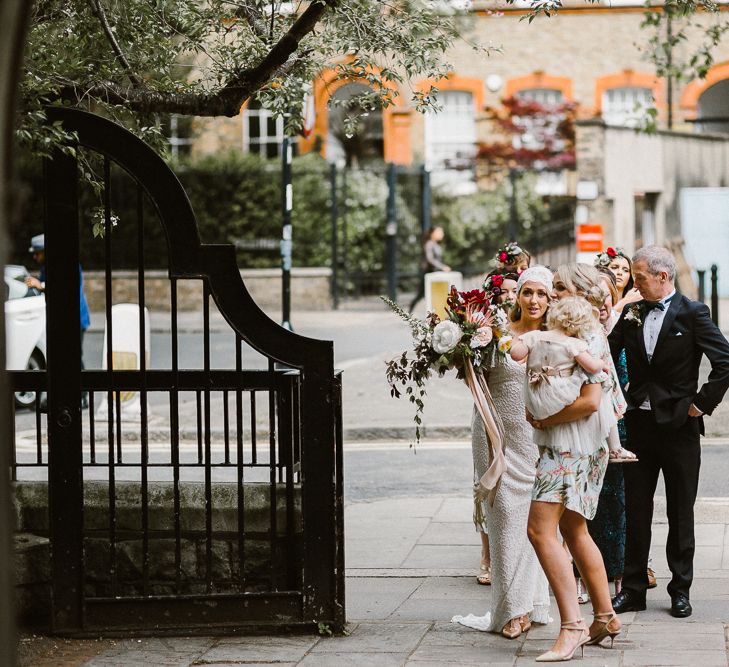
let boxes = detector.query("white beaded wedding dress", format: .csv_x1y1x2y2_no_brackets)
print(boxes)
453,355,552,632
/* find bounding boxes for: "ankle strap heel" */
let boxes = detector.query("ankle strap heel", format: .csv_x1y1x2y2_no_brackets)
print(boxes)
587,611,621,648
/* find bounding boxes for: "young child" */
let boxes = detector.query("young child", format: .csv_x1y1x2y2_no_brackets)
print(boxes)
510,296,630,458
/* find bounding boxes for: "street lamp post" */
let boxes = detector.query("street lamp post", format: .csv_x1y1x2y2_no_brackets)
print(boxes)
281,136,293,331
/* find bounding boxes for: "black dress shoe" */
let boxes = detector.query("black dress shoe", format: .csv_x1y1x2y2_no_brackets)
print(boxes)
611,590,646,614
670,594,692,618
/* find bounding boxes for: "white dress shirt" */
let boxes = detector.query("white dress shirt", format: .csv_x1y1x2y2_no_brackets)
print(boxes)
639,290,676,410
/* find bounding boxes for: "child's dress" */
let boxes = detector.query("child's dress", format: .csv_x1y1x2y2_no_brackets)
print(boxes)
519,329,616,456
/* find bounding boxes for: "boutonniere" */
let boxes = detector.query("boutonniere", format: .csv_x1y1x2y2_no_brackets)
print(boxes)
624,304,642,327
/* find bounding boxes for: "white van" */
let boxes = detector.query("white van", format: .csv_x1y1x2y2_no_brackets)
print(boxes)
4,265,46,408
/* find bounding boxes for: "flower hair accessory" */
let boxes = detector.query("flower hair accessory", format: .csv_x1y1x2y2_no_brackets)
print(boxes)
483,273,505,298
594,246,628,268
495,241,523,265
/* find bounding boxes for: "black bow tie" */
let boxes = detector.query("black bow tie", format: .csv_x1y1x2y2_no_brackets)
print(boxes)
644,295,673,312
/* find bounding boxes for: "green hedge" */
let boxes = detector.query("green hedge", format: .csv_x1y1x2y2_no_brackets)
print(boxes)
10,149,569,285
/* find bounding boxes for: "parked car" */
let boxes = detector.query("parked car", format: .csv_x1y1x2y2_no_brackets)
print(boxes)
4,265,46,409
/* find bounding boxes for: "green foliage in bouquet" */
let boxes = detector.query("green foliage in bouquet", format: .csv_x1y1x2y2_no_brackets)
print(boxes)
382,287,512,446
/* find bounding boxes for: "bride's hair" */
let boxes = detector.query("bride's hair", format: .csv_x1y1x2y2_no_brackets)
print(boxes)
547,296,599,339
553,263,607,310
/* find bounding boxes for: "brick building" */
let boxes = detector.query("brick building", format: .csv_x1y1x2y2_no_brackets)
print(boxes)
188,1,729,290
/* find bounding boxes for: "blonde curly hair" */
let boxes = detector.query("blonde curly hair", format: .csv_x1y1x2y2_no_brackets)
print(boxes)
546,296,599,339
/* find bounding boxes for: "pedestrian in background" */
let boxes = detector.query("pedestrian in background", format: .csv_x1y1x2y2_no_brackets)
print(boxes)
408,226,450,314
25,233,91,407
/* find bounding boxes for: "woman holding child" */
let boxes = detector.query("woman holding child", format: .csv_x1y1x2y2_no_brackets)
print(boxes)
524,263,624,662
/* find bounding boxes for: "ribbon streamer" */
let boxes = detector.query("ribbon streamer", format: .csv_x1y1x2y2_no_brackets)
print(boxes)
466,360,507,506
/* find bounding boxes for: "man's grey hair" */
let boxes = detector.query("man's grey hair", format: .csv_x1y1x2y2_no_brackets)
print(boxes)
632,245,677,281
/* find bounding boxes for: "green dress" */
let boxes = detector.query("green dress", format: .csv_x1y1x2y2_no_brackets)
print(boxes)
586,349,627,580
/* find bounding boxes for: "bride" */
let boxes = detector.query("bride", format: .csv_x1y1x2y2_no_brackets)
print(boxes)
454,266,553,638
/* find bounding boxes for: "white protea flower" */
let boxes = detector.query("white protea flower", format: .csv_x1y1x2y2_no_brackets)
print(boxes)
431,320,463,354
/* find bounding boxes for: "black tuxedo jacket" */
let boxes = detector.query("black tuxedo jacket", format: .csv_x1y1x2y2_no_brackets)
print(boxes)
608,293,729,430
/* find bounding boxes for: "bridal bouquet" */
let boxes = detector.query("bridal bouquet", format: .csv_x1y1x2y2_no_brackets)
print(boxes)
383,286,509,501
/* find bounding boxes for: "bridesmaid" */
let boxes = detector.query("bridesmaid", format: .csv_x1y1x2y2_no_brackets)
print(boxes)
472,270,520,586
574,268,627,604
456,267,551,639
594,247,641,315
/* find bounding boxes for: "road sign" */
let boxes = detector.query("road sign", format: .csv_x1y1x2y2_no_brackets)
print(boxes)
576,224,603,252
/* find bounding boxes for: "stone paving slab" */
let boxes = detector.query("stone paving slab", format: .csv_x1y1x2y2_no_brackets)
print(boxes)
310,623,430,654
347,578,425,620
299,653,408,666
195,636,319,663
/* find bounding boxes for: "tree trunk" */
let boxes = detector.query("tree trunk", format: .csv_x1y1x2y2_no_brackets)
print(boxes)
0,0,33,661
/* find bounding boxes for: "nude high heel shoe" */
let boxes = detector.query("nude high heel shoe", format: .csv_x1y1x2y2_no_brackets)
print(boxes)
586,611,621,648
535,620,590,662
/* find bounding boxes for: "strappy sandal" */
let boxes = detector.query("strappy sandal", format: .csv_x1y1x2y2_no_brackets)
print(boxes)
587,611,621,648
501,617,522,639
576,577,590,605
536,619,590,662
476,562,491,585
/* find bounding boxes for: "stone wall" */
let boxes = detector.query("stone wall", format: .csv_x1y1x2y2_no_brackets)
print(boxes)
14,480,302,625
83,267,333,312
576,119,729,251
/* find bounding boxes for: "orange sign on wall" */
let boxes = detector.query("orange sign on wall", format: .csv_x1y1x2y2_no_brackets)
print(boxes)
576,224,604,252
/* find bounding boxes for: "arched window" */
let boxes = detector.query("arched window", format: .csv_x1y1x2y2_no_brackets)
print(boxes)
696,80,729,134
327,82,384,167
602,87,653,127
516,88,564,105
424,90,477,192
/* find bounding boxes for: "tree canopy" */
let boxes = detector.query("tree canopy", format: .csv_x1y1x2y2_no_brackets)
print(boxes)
17,0,729,158
20,0,480,154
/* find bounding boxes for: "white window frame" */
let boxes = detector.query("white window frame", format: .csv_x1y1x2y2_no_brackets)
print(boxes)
515,88,564,106
167,115,193,159
242,103,295,158
601,86,653,127
424,90,477,193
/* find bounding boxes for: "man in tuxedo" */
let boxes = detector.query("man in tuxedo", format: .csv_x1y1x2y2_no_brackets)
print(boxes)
608,246,729,618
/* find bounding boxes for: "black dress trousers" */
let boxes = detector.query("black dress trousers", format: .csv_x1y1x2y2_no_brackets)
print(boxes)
622,409,701,600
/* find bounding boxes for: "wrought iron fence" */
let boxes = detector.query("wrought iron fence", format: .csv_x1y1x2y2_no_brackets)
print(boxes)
9,108,344,634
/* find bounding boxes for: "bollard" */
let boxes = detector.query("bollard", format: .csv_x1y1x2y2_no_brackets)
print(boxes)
697,269,705,303
96,304,150,421
711,264,719,326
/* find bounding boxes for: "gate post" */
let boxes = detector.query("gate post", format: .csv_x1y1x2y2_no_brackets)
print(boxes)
44,149,84,632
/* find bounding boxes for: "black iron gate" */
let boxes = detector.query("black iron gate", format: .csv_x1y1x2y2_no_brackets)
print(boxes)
9,108,344,634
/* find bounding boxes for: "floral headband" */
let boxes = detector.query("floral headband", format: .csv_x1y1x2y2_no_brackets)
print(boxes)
594,246,628,268
495,241,524,266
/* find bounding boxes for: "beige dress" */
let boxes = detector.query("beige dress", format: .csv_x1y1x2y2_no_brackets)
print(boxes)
456,355,551,632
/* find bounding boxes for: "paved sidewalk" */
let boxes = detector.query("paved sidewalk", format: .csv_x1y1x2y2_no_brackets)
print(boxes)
19,493,729,666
